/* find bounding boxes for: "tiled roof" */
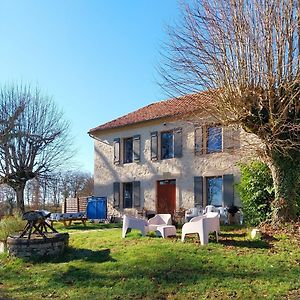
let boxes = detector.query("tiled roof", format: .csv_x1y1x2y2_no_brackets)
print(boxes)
89,92,211,133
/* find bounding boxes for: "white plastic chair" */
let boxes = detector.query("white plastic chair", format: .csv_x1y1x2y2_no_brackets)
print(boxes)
148,214,172,231
181,212,220,245
217,207,228,224
185,207,203,222
122,215,149,238
204,205,218,213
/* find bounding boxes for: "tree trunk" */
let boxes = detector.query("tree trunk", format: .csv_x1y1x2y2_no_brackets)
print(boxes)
268,151,300,223
15,183,26,214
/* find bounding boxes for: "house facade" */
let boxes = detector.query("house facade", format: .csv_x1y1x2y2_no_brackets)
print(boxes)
89,93,251,217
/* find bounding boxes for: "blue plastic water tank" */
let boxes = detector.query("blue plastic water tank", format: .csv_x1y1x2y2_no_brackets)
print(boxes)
86,197,107,220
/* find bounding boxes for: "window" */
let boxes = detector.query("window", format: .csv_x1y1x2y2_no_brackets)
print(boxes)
122,181,141,208
207,126,222,153
123,182,133,208
161,131,174,159
121,135,140,164
124,137,133,163
207,176,223,207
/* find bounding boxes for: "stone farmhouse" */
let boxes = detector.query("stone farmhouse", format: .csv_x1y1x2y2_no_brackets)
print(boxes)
88,92,251,217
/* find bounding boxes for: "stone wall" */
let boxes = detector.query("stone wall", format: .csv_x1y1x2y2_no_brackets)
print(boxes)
7,233,69,258
92,115,257,216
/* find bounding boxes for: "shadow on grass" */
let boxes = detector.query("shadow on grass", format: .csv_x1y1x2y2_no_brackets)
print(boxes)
220,232,247,238
6,237,298,300
0,288,13,300
29,248,117,264
220,225,248,232
44,253,289,291
50,265,103,286
219,239,271,249
182,232,270,249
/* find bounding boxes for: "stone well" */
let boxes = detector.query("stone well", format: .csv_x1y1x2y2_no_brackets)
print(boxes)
7,232,69,258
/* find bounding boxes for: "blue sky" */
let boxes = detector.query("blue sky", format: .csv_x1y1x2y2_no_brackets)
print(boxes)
0,0,182,173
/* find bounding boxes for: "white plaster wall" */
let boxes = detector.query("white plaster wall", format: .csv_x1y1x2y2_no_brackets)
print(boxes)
92,117,255,215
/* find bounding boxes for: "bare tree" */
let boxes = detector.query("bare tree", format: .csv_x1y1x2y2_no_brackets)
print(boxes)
59,171,93,198
77,173,93,197
0,84,73,213
47,174,60,208
161,0,300,223
0,100,25,144
0,184,15,216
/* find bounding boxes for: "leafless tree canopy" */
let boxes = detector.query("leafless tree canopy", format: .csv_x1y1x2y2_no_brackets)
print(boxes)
161,0,300,222
22,171,93,211
0,84,73,212
0,184,15,216
161,0,300,153
59,171,93,199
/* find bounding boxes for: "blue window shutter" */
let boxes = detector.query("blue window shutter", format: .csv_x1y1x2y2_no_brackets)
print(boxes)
133,181,141,207
174,128,182,158
194,176,203,207
113,138,120,165
133,135,141,162
223,174,234,207
113,182,120,208
151,131,158,161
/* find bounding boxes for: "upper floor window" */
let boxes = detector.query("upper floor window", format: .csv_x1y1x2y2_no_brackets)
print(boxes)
160,128,182,160
124,137,133,163
161,131,174,159
207,126,222,153
114,135,140,165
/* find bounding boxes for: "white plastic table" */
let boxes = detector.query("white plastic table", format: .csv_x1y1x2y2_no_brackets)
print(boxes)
155,225,176,238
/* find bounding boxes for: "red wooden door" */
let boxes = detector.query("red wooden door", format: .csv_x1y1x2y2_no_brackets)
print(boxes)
157,180,176,215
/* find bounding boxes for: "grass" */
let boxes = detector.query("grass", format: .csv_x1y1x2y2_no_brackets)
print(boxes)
0,225,299,300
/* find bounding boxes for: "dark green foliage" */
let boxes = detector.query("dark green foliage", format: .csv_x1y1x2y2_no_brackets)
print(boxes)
237,161,274,226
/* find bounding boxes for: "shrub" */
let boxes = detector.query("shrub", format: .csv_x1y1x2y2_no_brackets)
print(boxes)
0,215,25,242
237,161,274,226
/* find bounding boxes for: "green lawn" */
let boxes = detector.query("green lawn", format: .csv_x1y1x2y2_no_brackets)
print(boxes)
0,225,299,300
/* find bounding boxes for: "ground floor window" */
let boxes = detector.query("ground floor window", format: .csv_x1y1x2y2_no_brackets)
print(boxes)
121,181,141,208
207,176,223,207
123,182,133,208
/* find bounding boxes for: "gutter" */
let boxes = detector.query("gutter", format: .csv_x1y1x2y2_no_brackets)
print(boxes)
88,132,111,146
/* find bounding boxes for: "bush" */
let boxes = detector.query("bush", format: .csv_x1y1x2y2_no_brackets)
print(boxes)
0,215,25,242
237,161,274,226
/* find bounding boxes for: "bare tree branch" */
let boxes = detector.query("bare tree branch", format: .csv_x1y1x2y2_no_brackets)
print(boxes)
160,0,300,223
0,84,74,213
